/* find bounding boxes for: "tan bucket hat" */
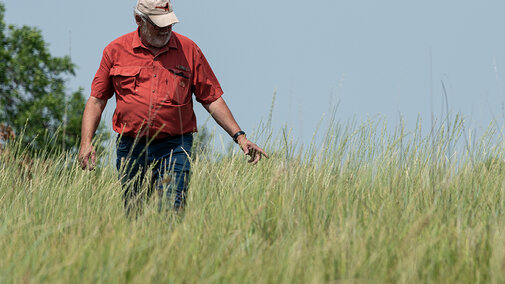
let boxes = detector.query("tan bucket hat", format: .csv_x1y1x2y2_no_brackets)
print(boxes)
136,0,179,27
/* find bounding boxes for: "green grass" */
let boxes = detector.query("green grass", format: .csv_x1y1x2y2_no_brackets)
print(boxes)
2,118,505,283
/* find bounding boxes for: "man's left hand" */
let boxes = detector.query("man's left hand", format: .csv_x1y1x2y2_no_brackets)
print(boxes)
237,136,269,164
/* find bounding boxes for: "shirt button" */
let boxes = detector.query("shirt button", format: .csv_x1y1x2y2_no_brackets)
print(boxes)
152,90,155,93
154,74,157,78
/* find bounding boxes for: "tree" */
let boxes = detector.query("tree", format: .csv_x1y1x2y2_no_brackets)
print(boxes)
0,3,108,152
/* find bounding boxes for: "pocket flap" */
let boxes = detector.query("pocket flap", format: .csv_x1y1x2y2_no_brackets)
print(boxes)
110,66,141,77
168,68,191,80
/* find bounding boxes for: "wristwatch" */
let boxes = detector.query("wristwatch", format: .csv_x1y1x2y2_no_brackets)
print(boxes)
232,131,246,143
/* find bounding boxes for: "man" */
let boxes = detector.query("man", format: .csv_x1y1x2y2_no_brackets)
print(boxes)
78,0,268,214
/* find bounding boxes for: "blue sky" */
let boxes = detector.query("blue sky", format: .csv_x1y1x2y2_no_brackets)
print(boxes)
3,0,505,147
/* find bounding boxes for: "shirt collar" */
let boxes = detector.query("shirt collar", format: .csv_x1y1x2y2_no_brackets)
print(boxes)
132,28,178,51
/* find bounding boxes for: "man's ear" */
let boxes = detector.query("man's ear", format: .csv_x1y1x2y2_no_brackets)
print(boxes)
134,15,143,26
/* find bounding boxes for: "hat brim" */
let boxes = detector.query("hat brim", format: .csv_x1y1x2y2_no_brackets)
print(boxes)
148,12,179,27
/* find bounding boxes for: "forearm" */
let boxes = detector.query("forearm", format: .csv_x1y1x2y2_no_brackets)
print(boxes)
80,96,107,147
203,97,241,137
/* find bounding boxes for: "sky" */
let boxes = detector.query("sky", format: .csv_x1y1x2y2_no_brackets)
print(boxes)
3,0,505,148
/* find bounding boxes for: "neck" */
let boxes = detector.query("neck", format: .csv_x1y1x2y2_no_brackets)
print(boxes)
151,46,165,56
140,38,165,56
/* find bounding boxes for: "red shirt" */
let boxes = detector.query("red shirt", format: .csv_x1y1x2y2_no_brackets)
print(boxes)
91,30,223,138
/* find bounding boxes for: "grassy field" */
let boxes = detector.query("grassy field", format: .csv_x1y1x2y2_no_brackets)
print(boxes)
1,118,505,283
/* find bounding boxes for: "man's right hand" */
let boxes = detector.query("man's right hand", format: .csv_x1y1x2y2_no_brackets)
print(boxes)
78,143,96,170
79,96,107,171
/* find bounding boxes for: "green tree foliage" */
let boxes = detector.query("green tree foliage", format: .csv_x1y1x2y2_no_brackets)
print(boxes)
0,3,108,152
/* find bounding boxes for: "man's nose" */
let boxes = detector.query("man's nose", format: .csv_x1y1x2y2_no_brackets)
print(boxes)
157,25,172,32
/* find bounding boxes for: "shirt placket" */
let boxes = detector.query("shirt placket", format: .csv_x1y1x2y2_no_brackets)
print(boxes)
149,63,160,128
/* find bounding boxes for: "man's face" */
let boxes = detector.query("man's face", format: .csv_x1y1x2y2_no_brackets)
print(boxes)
137,15,172,48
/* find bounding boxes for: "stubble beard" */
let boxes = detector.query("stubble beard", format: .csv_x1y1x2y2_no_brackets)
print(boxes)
140,24,171,48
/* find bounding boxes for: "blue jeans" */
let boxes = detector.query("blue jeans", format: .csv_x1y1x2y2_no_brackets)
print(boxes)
116,134,193,215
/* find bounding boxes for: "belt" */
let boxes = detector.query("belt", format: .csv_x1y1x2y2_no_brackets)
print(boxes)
117,133,192,143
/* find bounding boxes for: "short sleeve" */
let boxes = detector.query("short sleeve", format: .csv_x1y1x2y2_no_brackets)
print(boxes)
90,48,115,100
192,46,223,105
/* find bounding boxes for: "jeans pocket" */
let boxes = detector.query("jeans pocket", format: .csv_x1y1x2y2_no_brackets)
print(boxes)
116,138,131,154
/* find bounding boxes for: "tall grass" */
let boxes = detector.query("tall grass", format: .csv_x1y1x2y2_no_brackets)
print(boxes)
1,117,505,283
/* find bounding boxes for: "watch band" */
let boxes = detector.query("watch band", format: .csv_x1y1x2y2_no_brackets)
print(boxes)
232,131,246,143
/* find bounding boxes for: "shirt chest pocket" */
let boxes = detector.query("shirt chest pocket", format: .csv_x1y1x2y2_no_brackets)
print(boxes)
110,66,141,94
165,68,192,105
